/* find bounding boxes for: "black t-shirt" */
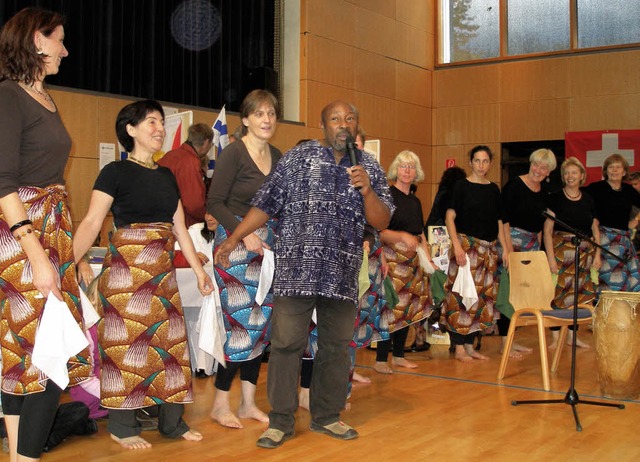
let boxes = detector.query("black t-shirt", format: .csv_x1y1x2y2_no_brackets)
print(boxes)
93,160,180,228
501,176,548,233
545,189,596,236
388,185,424,235
450,179,502,242
585,180,640,230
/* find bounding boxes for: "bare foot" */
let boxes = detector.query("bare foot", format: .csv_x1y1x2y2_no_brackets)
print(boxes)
392,357,418,369
513,342,533,353
210,408,243,429
110,434,152,450
298,387,310,411
569,338,591,349
352,372,371,383
181,429,203,441
454,351,474,363
373,361,393,374
464,345,489,360
238,404,269,423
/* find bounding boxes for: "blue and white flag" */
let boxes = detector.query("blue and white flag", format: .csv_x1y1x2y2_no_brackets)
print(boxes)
212,105,230,154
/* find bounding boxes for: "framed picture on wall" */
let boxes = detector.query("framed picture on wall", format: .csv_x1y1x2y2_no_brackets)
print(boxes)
364,139,380,163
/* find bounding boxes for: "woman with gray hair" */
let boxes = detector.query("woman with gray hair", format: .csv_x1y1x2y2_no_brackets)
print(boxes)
585,153,640,293
374,150,434,374
498,148,557,357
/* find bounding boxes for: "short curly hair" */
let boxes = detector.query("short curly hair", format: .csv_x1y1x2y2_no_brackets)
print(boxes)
387,150,425,183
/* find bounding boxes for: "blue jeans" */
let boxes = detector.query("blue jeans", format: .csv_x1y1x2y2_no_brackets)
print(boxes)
267,295,357,433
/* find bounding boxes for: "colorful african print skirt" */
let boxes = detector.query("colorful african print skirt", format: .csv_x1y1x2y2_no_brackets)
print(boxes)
97,222,192,409
550,231,596,310
597,226,640,293
443,234,498,335
383,243,433,333
0,185,92,395
213,219,276,362
351,241,391,349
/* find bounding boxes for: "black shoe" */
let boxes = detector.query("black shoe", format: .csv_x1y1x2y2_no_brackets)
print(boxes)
194,369,208,378
411,342,431,352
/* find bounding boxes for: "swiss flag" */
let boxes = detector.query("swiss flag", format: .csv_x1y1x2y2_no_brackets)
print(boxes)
565,130,640,185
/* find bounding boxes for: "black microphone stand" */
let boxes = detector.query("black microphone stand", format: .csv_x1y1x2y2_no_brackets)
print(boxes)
511,213,625,431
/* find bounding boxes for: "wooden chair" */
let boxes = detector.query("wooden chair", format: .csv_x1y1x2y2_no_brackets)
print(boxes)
497,251,593,391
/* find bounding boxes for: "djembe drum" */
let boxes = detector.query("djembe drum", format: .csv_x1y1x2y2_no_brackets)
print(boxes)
593,291,640,400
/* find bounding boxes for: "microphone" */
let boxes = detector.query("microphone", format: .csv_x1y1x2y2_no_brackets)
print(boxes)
345,134,358,167
345,134,361,190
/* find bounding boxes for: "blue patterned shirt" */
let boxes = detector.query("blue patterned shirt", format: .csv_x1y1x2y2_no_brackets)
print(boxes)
252,140,394,303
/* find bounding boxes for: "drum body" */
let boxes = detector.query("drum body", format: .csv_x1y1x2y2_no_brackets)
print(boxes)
594,291,640,400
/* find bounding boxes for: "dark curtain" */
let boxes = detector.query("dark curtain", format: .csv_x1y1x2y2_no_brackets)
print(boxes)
0,0,276,112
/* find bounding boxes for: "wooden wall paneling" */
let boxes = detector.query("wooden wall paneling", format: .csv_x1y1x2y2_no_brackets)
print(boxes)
393,22,430,69
396,62,431,107
570,50,640,97
353,92,397,140
354,7,397,58
305,0,357,44
65,157,98,224
51,88,98,160
433,66,500,108
355,49,396,100
433,106,466,145
499,58,571,102
306,35,357,89
500,99,571,142
396,0,432,33
569,93,640,131
433,145,468,181
395,101,431,145
350,0,396,18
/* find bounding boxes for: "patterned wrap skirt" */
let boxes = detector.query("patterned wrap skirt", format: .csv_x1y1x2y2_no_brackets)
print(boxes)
0,185,92,395
383,242,433,333
351,240,391,350
550,231,596,310
213,218,276,362
443,234,498,335
97,222,192,409
598,226,640,293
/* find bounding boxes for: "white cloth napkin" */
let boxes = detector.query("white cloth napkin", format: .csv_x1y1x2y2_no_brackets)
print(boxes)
452,259,478,310
196,282,226,369
417,246,436,275
255,249,274,306
79,287,100,328
32,294,89,389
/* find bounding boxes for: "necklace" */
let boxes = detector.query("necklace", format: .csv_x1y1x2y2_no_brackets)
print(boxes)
27,84,53,103
608,181,622,192
127,156,156,169
563,187,581,200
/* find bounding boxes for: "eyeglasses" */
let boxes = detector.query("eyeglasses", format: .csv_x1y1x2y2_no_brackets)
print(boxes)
398,164,416,170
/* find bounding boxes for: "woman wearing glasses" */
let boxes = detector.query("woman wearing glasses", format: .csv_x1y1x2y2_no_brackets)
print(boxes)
374,150,434,374
444,145,508,362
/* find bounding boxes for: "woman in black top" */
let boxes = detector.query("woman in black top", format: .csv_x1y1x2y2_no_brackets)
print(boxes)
585,153,640,293
499,148,557,357
444,145,508,362
374,150,434,374
544,157,601,349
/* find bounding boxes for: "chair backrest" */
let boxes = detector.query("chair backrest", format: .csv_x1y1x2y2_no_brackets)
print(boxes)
508,251,556,311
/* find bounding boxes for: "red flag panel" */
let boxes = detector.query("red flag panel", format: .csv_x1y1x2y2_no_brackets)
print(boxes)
565,130,640,185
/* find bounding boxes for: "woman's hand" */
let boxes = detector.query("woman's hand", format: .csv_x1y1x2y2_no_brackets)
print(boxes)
242,232,269,255
454,246,467,266
591,253,602,271
76,258,95,288
197,271,214,296
31,256,63,301
547,255,558,275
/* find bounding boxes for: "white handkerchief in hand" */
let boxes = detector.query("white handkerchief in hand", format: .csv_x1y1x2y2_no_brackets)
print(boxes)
452,259,478,311
32,294,90,389
197,285,227,369
79,286,100,329
255,248,274,306
417,246,436,275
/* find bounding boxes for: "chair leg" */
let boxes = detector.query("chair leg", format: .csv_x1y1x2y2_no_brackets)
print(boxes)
537,320,551,391
497,318,518,380
551,326,568,372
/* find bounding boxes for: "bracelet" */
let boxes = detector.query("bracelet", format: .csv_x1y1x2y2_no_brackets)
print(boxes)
13,228,33,241
10,219,33,233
